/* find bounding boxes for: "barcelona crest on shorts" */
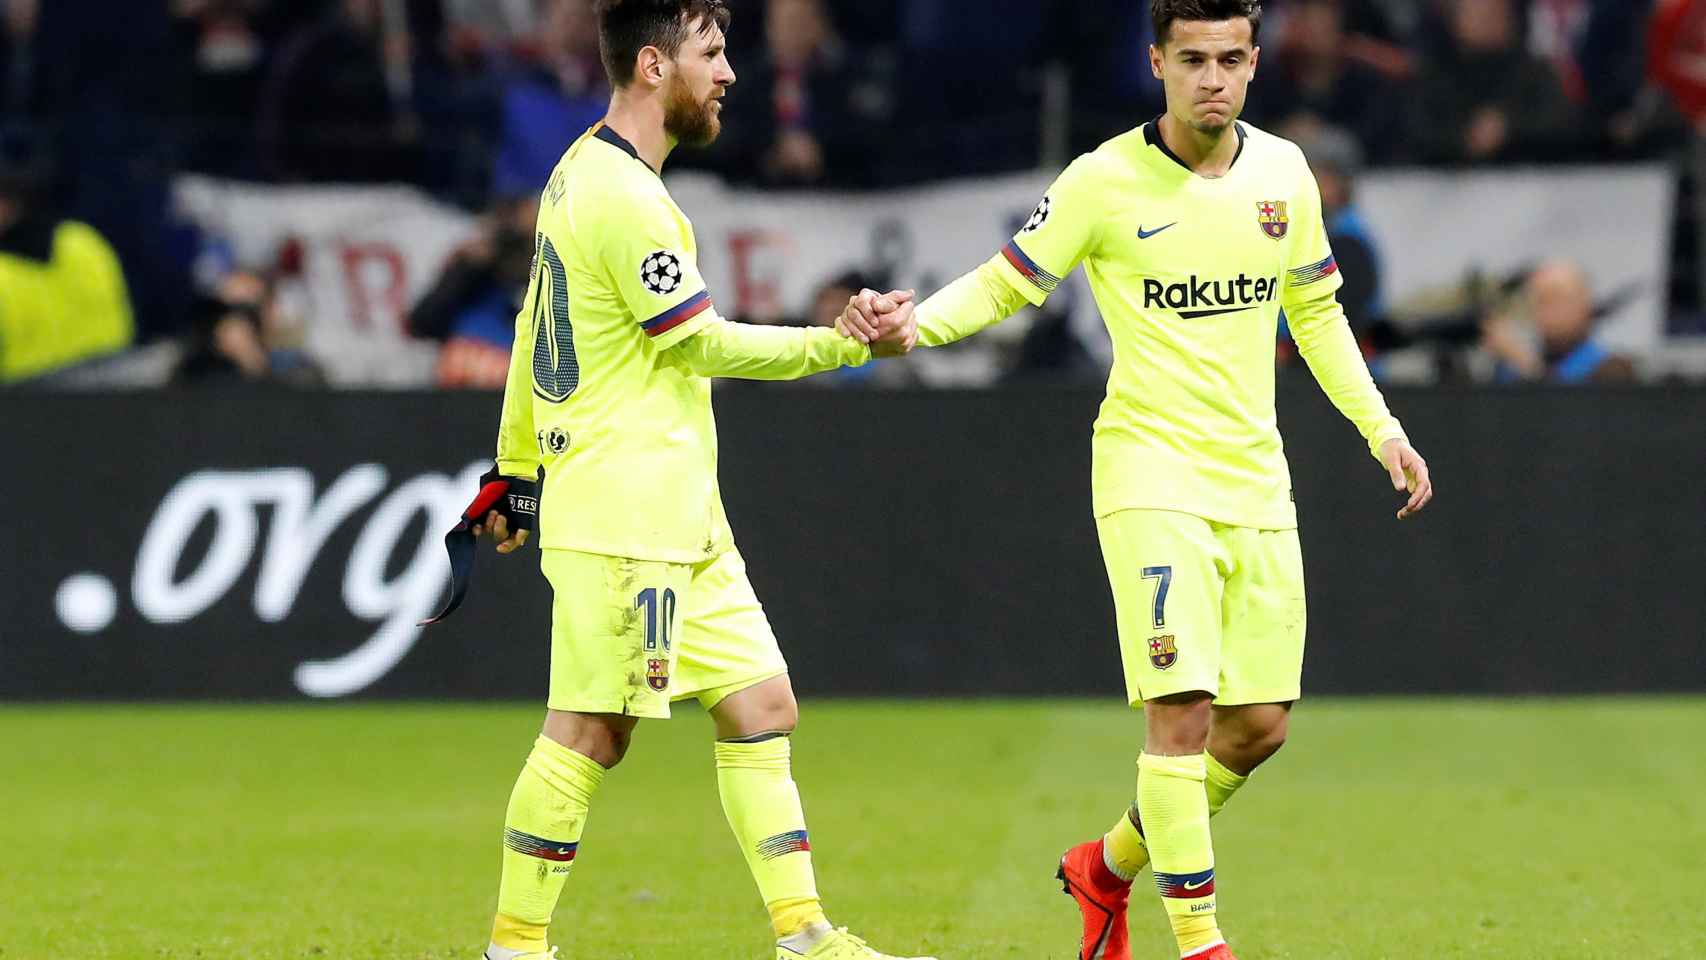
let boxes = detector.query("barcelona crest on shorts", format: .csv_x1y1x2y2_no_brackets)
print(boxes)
1257,200,1289,240
1148,634,1179,670
646,657,670,692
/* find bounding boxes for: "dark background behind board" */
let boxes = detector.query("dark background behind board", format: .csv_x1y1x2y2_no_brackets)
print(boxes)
1,384,1701,700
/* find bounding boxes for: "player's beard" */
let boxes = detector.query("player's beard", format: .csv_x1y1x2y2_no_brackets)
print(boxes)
1189,114,1235,136
663,73,721,147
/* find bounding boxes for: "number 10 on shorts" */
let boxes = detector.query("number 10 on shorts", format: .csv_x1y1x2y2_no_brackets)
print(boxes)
1142,566,1173,629
635,587,677,651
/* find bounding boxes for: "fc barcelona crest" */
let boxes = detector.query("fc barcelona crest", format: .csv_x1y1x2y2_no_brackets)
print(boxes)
646,657,670,692
1257,201,1289,240
1148,635,1179,670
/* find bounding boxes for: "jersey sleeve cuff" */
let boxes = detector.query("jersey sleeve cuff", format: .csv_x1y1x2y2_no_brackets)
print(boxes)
1367,420,1408,461
496,458,541,478
839,336,873,367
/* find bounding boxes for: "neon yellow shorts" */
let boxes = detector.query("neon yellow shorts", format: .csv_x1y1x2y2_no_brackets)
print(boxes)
539,546,787,719
1096,508,1306,706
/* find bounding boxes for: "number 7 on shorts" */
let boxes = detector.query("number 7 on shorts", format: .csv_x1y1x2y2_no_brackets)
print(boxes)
1142,565,1173,629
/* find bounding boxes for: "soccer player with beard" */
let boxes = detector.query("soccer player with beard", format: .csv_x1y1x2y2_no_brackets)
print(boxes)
843,1,1433,958
469,3,927,959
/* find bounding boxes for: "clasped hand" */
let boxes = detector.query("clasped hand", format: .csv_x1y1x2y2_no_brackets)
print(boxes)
836,288,919,358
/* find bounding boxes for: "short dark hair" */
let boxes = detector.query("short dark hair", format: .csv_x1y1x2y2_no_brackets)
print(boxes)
595,0,732,88
1151,0,1263,47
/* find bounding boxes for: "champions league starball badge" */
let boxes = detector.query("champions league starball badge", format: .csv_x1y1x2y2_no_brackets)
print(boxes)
641,251,684,295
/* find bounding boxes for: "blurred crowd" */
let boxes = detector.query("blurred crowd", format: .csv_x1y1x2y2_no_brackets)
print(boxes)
2,0,1705,388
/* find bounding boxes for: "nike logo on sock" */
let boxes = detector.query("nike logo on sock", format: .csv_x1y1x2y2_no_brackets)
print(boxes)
1184,877,1212,891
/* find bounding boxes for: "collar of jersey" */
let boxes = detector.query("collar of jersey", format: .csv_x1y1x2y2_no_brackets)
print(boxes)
594,123,660,176
1144,115,1247,177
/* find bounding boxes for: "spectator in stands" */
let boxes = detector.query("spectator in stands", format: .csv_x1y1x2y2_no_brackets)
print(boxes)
895,0,1040,179
711,0,888,186
1528,0,1662,154
0,0,43,131
491,0,606,199
1304,126,1383,335
259,0,420,183
1280,125,1390,364
1057,0,1166,154
1480,260,1635,383
1410,0,1579,163
0,150,134,384
408,196,537,388
442,0,540,53
802,269,879,385
174,268,324,386
1651,0,1706,127
1002,306,1101,385
170,0,274,177
1246,0,1402,162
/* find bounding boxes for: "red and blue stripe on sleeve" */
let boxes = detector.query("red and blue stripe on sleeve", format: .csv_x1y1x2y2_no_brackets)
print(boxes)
641,289,712,338
1001,241,1064,295
1287,254,1339,287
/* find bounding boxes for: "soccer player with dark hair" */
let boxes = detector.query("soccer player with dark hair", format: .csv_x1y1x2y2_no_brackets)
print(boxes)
465,2,926,958
845,2,1433,958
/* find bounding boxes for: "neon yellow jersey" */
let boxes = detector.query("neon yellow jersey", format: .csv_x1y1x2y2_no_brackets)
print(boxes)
495,124,731,563
994,120,1384,530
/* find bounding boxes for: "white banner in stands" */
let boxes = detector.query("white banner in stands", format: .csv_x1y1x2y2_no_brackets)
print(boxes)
174,176,477,386
1353,164,1674,353
673,165,1674,355
175,164,1672,387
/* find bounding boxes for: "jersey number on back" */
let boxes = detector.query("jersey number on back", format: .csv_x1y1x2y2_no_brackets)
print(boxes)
531,235,579,403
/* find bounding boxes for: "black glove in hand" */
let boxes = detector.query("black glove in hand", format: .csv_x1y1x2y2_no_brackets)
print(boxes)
420,465,541,626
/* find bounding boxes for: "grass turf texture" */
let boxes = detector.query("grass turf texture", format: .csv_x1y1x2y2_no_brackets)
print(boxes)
2,699,1702,959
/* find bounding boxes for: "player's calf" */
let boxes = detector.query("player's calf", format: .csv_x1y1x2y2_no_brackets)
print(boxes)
1206,702,1290,776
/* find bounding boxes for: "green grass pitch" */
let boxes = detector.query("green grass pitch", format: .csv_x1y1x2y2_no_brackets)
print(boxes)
3,699,1703,959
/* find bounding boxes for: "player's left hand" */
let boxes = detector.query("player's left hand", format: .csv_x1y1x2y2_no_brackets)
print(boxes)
1379,438,1433,520
472,511,530,554
466,467,539,554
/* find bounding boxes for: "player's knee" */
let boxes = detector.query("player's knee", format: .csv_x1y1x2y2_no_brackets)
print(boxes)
745,688,798,735
712,676,799,738
542,711,636,769
1143,692,1214,755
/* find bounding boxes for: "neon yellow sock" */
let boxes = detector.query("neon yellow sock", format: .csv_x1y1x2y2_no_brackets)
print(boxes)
1138,752,1222,957
1204,750,1249,818
1104,806,1148,881
1106,749,1251,881
490,736,605,952
715,735,827,938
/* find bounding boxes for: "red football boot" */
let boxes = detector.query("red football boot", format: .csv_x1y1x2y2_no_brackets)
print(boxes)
1056,838,1132,960
1182,944,1237,960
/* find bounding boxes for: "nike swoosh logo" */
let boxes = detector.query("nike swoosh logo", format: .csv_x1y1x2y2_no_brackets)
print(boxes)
1183,878,1212,891
1138,223,1178,240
